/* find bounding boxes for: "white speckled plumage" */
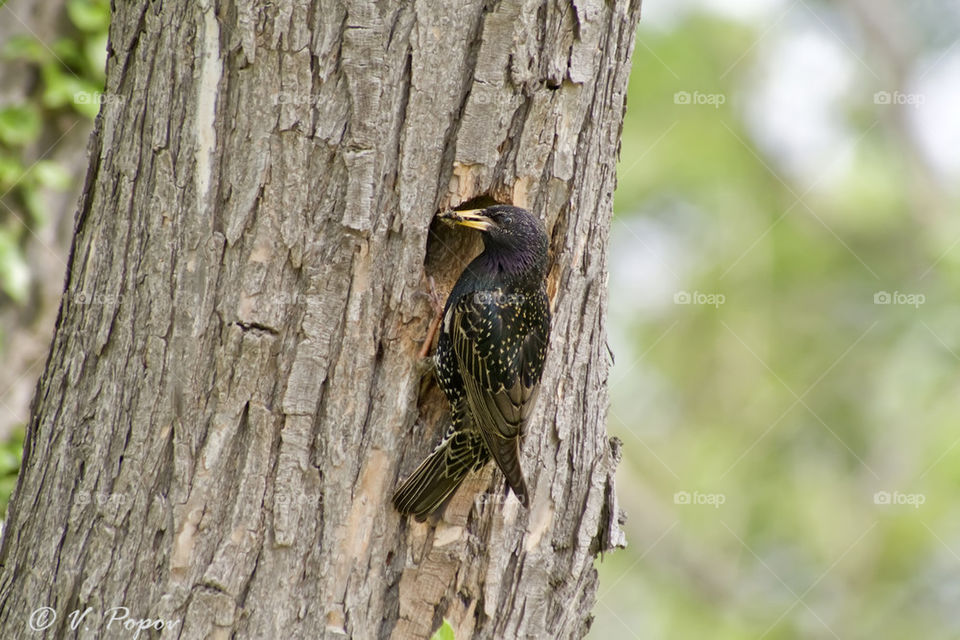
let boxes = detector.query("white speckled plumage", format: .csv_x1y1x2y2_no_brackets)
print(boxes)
393,206,551,520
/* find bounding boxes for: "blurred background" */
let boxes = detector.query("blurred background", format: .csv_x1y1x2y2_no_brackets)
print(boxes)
597,0,960,638
0,0,108,511
1,1,958,638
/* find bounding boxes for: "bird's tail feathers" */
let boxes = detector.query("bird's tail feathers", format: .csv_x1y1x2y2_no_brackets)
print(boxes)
488,437,529,507
393,430,488,521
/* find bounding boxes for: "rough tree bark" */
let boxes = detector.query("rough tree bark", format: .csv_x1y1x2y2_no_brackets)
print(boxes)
0,0,640,638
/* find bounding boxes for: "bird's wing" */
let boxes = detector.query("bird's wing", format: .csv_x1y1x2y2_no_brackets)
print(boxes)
451,289,549,500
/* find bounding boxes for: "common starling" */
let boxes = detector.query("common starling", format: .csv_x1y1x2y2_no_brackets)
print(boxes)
393,205,551,520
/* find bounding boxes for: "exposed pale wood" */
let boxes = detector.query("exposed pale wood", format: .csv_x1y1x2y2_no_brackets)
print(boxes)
0,0,641,637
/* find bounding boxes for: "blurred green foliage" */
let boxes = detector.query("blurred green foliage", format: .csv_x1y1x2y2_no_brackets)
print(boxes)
0,0,108,302
596,4,960,639
430,619,456,640
0,0,109,514
0,427,24,518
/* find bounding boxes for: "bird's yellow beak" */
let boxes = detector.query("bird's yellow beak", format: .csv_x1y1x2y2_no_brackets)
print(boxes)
439,209,495,231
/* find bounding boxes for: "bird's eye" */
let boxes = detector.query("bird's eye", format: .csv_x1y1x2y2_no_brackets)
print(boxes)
503,216,513,225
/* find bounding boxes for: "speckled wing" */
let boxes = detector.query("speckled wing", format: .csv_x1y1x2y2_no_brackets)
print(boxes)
451,288,550,505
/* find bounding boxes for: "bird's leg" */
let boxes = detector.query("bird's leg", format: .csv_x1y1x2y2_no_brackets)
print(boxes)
418,275,445,359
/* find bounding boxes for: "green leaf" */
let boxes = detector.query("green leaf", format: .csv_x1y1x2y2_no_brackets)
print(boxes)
430,620,455,640
0,232,30,302
0,477,16,512
0,153,24,191
72,89,103,119
40,64,102,118
51,37,85,70
31,161,72,191
84,32,109,82
0,423,23,517
67,0,111,33
41,63,80,108
0,448,17,474
2,35,48,63
3,427,25,459
21,186,47,226
0,106,42,146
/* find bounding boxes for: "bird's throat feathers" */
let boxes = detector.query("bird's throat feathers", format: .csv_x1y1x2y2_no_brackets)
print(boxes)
472,242,547,289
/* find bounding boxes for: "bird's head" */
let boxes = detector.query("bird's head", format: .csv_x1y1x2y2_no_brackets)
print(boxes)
439,205,546,255
439,204,549,287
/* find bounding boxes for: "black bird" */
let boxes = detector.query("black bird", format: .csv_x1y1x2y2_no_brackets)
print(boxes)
393,205,551,520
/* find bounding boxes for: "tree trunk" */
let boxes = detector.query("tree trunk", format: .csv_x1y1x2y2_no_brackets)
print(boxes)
0,0,640,638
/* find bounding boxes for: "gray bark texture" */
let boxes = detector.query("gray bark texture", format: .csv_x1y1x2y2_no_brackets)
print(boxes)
0,0,640,638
